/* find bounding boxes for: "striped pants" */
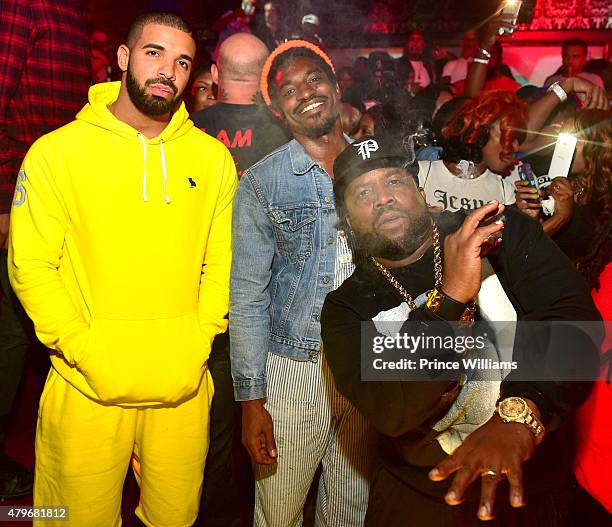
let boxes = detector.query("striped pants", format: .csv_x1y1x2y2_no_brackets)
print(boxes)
253,351,378,527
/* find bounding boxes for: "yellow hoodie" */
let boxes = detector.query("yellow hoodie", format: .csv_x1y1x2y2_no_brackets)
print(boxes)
9,82,237,405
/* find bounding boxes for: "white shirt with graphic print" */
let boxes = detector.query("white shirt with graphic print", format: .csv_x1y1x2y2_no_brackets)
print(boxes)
417,160,517,213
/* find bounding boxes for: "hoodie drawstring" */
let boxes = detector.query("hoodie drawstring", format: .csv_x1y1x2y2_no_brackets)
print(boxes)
137,133,171,204
138,133,148,202
159,138,171,204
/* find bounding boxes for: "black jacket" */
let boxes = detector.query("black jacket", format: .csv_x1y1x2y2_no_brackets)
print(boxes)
321,208,601,472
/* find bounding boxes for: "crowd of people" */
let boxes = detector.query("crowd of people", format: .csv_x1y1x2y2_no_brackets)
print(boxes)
1,1,611,527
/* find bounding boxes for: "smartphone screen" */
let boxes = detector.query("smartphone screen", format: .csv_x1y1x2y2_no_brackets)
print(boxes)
548,133,578,179
518,163,541,203
499,0,522,34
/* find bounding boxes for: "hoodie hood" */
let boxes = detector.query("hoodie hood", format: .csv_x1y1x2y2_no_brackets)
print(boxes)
77,81,193,142
76,81,194,203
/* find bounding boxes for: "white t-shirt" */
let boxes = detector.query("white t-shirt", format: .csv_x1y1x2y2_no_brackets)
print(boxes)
417,160,517,212
442,57,469,83
410,60,431,88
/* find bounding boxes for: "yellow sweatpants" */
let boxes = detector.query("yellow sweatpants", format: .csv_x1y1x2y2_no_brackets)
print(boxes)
33,367,213,527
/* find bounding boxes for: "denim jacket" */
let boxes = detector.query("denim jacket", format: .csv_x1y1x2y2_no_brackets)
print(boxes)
230,138,346,401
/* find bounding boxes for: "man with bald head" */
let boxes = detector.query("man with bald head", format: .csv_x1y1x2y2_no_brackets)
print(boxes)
191,33,290,178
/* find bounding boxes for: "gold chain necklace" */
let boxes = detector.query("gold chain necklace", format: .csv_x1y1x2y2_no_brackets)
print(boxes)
371,223,442,310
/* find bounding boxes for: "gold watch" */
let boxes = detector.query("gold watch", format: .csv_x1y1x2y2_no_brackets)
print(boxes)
496,397,545,442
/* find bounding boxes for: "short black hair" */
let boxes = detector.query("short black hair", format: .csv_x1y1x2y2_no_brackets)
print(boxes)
267,46,336,109
363,103,405,138
562,38,588,54
516,84,544,103
126,12,192,48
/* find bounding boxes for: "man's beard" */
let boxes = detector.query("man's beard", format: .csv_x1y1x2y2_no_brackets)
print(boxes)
355,204,432,261
126,67,179,116
293,113,338,139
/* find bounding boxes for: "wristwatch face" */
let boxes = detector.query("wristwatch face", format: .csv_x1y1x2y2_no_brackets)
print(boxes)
501,397,527,418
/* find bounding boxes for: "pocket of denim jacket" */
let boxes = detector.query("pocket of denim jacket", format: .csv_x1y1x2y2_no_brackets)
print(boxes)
268,205,317,261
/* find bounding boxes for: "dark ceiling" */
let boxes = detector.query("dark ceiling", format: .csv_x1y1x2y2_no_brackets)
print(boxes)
81,0,535,49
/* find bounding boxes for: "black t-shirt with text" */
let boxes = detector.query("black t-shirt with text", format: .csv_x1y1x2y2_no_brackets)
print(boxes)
191,103,291,178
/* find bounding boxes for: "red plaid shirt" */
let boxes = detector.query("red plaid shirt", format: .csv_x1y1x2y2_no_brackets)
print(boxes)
0,0,91,213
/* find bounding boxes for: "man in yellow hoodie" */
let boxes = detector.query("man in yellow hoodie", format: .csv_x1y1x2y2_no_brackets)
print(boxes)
8,12,237,527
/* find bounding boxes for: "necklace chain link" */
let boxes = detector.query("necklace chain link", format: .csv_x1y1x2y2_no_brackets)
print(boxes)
371,223,442,310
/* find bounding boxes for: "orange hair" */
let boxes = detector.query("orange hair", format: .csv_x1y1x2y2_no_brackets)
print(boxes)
443,90,528,161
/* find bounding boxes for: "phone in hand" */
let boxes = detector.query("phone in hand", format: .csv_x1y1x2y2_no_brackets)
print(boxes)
498,0,522,35
518,162,541,204
548,133,578,179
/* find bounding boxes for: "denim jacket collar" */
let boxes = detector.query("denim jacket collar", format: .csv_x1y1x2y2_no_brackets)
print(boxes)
288,139,317,176
288,134,353,176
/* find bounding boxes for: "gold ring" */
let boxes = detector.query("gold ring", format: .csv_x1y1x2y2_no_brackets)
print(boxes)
481,470,498,477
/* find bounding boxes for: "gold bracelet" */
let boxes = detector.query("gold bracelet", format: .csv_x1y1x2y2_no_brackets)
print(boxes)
426,287,476,326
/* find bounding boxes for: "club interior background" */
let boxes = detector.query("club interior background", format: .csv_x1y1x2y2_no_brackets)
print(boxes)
82,0,610,86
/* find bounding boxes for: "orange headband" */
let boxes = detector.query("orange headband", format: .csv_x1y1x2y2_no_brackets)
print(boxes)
259,39,336,107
